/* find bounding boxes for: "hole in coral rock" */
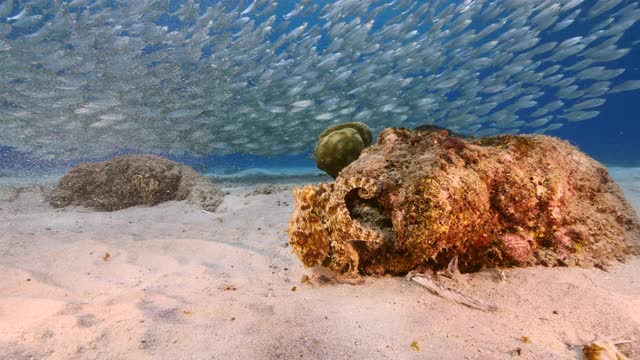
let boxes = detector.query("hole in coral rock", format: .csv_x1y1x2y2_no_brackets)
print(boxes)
345,188,393,236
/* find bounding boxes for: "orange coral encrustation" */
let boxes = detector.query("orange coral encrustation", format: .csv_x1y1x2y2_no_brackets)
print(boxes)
288,128,640,283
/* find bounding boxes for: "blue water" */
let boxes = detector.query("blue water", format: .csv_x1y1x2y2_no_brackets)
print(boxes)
549,13,640,167
1,0,639,175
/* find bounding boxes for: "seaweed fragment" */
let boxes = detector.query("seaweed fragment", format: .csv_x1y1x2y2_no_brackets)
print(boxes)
583,339,630,360
410,340,421,351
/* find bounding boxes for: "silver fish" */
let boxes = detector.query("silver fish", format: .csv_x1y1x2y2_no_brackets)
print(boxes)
561,110,600,122
609,80,640,94
0,0,638,159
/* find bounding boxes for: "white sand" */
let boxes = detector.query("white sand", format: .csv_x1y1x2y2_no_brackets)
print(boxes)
1,169,639,359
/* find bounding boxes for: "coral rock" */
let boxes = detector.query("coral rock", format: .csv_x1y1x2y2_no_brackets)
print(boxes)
315,122,373,178
48,154,223,211
289,128,640,281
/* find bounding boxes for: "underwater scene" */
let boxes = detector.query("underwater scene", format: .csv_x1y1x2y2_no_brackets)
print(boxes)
1,0,640,358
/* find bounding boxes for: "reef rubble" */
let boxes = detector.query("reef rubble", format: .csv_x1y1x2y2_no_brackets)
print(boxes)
48,154,223,211
288,127,640,283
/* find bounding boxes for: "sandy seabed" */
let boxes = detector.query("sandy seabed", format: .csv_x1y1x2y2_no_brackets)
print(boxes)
1,168,639,360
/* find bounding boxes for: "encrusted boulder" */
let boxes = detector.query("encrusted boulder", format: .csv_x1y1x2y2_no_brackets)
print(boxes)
288,127,640,283
48,154,223,211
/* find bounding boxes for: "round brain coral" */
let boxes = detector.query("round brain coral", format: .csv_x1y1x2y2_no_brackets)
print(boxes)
315,122,373,178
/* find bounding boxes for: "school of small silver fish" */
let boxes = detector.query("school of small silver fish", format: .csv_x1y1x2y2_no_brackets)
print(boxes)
1,0,639,160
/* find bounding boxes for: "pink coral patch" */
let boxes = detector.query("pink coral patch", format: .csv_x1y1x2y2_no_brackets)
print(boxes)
500,233,536,266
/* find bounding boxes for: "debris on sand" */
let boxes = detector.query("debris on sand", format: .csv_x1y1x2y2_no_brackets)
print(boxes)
407,272,498,312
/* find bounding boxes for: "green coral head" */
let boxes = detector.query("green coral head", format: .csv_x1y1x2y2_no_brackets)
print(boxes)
315,122,373,178
318,121,373,147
